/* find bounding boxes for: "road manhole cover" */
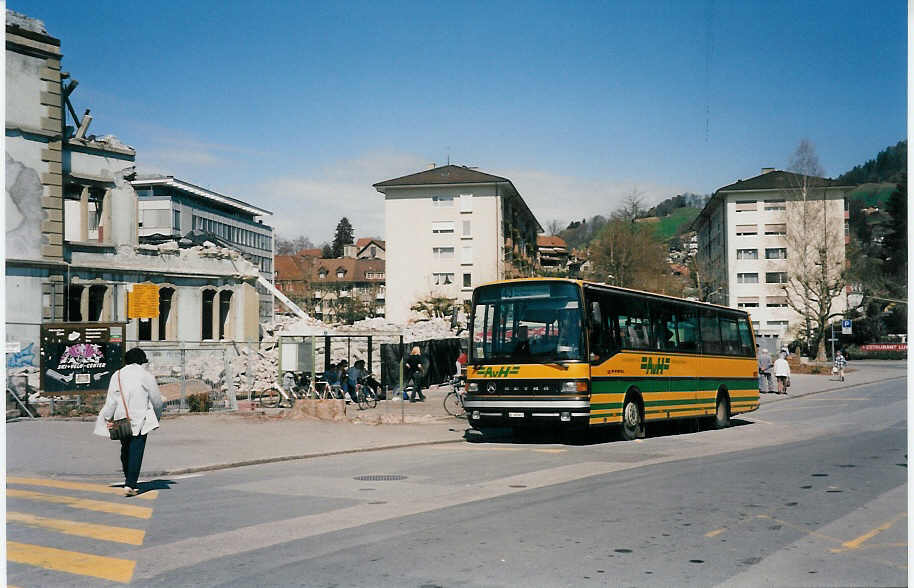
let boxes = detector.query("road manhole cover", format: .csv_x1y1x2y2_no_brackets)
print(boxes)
353,474,407,481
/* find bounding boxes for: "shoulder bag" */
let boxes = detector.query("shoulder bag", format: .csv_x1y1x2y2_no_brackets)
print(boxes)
109,371,132,441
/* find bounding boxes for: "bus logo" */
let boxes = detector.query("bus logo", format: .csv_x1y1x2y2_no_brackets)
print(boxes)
640,356,671,375
477,366,521,378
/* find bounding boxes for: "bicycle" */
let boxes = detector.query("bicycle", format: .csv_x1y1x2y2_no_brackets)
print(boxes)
443,375,466,418
353,376,379,410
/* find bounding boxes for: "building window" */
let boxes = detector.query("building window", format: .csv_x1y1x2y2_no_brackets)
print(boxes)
736,224,757,236
764,223,787,235
432,196,454,207
764,199,786,210
736,248,758,260
766,296,788,307
336,269,346,278
201,289,216,340
737,273,759,284
218,291,233,340
767,320,789,329
463,273,471,288
173,210,181,231
461,245,473,264
432,221,456,234
460,194,473,212
737,297,759,308
735,200,757,212
433,273,454,285
752,321,760,330
433,247,455,260
765,247,787,259
462,220,471,237
765,272,788,284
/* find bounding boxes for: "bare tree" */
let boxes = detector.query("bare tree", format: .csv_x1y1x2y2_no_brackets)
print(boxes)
546,219,564,236
781,139,847,360
612,187,646,222
588,218,681,295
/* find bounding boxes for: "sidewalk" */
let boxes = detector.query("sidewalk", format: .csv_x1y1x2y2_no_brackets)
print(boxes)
6,361,905,479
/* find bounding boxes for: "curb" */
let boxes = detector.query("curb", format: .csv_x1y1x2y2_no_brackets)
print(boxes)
759,375,905,404
146,434,469,477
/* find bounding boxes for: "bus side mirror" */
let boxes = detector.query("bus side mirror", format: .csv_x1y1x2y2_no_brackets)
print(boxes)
591,302,602,324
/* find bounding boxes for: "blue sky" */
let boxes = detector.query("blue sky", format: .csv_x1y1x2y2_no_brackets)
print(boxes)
14,0,906,243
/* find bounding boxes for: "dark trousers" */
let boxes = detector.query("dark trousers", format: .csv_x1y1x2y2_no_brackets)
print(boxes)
406,372,425,400
120,434,148,488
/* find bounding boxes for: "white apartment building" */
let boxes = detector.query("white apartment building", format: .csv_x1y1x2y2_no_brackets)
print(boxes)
693,168,851,340
373,165,541,323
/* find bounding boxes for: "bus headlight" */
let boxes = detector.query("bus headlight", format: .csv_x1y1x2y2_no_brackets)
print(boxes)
467,382,478,392
561,381,588,393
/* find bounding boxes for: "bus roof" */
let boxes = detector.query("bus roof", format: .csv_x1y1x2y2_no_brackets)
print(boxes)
474,277,747,316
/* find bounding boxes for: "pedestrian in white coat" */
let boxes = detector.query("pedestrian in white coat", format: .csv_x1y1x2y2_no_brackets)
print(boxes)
773,352,791,395
94,348,163,496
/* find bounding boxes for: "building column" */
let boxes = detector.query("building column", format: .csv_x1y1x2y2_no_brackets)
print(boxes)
79,186,90,242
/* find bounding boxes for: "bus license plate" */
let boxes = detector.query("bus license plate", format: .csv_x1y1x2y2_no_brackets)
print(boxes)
508,412,524,418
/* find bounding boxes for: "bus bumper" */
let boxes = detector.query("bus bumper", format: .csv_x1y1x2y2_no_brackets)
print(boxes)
463,398,590,428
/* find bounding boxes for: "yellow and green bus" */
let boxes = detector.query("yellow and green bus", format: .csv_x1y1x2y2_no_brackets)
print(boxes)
465,278,759,439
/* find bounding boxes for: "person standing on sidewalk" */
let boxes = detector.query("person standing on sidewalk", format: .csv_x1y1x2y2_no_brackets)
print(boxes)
93,348,164,497
833,350,847,381
757,348,773,393
773,351,791,395
405,346,426,402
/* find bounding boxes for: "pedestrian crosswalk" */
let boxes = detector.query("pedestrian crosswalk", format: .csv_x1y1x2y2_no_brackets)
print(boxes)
7,475,160,584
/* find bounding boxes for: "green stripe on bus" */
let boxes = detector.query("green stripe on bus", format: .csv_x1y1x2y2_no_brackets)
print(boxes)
592,378,757,394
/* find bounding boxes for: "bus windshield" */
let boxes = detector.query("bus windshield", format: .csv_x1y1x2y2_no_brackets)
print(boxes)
471,282,584,363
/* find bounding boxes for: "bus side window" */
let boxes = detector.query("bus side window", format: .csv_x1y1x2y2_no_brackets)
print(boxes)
618,298,651,350
676,307,699,352
720,316,741,355
651,304,677,351
700,309,723,355
736,316,755,356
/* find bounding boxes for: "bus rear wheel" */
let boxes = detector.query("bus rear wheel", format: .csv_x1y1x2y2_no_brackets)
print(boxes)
714,394,731,429
621,397,643,441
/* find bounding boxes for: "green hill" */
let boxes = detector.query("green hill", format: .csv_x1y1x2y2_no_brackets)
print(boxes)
846,182,896,208
652,207,700,241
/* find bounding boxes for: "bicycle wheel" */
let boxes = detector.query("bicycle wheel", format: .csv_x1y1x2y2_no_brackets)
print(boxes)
364,386,378,409
444,391,464,417
258,388,280,408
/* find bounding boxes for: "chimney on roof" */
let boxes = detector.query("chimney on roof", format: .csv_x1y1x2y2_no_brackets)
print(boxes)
761,167,776,175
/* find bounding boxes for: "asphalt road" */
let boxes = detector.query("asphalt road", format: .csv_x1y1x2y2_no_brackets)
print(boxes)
7,376,907,587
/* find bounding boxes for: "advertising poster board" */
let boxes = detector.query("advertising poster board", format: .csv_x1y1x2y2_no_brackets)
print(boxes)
39,323,126,395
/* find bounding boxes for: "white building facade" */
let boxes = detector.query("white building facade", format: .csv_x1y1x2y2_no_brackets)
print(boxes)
693,168,851,341
374,165,541,324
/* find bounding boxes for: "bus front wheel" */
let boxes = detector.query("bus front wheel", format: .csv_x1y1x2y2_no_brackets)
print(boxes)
621,397,643,441
714,394,731,429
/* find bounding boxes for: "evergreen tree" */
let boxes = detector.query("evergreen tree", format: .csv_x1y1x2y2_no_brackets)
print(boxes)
321,243,333,258
331,217,354,258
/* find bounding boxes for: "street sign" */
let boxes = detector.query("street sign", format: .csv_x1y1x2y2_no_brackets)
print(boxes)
842,319,852,335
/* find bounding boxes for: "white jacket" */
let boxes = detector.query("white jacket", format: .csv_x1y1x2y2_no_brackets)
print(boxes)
94,364,164,437
773,357,791,378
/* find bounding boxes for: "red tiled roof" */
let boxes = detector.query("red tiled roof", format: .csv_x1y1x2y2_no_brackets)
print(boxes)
313,258,385,283
537,235,567,248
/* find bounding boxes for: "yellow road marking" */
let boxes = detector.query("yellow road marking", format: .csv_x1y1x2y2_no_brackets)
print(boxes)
705,527,726,538
8,476,158,500
7,541,135,583
837,513,907,551
7,512,145,545
7,489,153,519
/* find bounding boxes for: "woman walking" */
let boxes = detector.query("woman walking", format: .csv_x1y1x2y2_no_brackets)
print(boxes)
773,351,791,395
94,348,164,496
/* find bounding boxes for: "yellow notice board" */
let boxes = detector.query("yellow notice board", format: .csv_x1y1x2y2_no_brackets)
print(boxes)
128,284,159,319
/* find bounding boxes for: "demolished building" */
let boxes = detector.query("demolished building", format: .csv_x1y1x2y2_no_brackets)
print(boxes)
5,10,263,391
